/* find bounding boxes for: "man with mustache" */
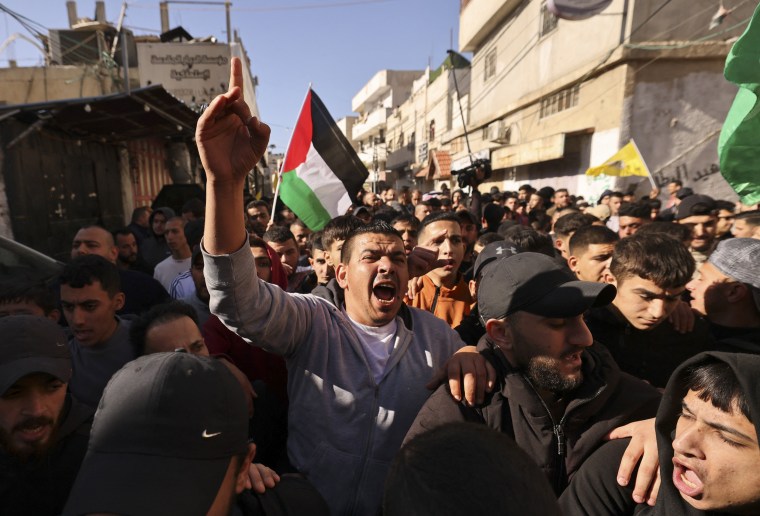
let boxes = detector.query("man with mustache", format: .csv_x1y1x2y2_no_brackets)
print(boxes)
405,252,662,495
197,58,489,516
0,316,93,515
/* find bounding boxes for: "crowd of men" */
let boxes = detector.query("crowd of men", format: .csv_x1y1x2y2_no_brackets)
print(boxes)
2,58,760,515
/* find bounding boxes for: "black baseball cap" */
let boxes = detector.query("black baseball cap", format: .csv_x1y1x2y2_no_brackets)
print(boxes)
472,240,521,280
675,194,716,220
478,253,616,321
63,352,249,516
0,315,71,395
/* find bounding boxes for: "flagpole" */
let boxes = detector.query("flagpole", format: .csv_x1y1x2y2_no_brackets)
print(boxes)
630,138,658,190
269,84,312,227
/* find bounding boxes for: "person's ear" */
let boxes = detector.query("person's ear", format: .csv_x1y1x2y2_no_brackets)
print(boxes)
235,443,257,494
725,282,748,304
602,270,617,286
109,246,119,263
112,292,126,312
46,308,61,322
468,279,478,300
485,318,512,352
567,255,580,275
336,263,349,289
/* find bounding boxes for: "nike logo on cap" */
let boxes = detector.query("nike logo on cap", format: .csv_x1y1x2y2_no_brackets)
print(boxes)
202,430,222,438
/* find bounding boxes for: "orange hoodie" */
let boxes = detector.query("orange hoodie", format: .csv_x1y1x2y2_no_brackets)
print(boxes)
406,274,473,329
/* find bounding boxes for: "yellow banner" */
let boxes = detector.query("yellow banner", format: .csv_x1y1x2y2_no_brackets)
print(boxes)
585,141,650,177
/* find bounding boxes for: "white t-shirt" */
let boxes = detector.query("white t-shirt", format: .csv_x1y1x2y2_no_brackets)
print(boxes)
153,256,191,291
345,312,398,384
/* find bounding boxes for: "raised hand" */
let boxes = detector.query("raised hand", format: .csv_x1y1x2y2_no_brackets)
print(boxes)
196,57,271,186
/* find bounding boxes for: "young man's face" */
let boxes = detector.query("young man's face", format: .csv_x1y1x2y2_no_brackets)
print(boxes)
267,238,299,274
609,196,623,216
392,221,418,255
60,281,124,347
411,191,422,206
672,389,760,513
247,206,269,226
553,191,570,209
325,239,345,268
715,210,735,237
568,243,615,283
309,248,334,285
165,219,187,253
618,216,646,238
732,219,759,239
414,203,431,222
493,312,593,394
115,233,138,265
144,315,209,356
250,246,272,283
336,232,408,327
609,275,684,330
0,373,66,459
152,213,167,236
528,194,542,210
71,227,117,263
419,220,465,287
685,262,731,317
190,257,209,302
289,224,312,255
679,215,716,252
458,221,479,248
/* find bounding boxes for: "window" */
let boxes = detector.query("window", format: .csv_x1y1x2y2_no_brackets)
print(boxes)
539,84,580,119
540,2,558,37
484,48,497,83
429,120,436,142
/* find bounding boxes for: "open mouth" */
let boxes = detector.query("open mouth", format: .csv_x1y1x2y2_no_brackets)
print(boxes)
372,282,398,305
673,460,704,498
16,422,52,443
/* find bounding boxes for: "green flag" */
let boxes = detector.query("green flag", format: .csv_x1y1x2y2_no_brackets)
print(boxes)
718,3,760,205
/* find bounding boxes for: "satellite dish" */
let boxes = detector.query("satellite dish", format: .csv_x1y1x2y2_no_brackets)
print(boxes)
547,0,613,20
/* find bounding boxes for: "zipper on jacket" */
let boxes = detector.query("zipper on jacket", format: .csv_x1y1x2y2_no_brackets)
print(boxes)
553,424,566,457
430,285,441,315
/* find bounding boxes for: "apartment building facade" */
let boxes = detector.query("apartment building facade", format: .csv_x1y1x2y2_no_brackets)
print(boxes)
455,0,753,201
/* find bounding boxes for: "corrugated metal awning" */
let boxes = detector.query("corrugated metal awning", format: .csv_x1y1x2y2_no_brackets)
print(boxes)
0,85,199,142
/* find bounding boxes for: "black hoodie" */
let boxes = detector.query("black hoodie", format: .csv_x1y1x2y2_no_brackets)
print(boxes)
560,352,760,516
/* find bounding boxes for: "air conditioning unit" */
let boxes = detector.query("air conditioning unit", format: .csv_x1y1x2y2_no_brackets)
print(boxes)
488,121,511,144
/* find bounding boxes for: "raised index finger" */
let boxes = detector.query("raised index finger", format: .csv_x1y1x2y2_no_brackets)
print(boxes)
227,57,252,121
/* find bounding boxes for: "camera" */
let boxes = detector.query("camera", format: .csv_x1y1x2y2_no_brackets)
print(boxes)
454,158,492,189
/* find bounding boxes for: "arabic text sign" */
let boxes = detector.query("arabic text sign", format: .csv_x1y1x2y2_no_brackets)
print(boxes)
136,42,231,108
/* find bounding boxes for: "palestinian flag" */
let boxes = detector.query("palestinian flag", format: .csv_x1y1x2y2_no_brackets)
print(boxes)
279,89,369,230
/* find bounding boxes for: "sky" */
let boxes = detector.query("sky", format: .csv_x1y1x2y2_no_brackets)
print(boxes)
0,0,463,150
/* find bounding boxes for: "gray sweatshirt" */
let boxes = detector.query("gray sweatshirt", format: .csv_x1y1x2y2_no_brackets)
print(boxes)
204,241,464,516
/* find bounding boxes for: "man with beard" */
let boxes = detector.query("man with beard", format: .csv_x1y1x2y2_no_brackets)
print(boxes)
112,227,153,275
676,194,719,269
405,252,661,494
0,316,93,515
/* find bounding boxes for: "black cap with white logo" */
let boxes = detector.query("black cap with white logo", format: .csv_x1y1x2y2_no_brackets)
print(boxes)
63,352,249,516
0,315,71,395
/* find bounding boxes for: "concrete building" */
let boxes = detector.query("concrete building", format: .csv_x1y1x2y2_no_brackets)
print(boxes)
455,0,753,202
351,69,422,189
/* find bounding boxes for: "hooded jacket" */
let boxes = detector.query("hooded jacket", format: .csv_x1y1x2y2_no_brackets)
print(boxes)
404,338,661,495
140,207,175,268
560,352,760,516
405,274,473,329
204,240,465,516
0,395,93,516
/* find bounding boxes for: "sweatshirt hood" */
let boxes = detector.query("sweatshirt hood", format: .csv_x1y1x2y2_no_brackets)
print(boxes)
653,351,760,515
